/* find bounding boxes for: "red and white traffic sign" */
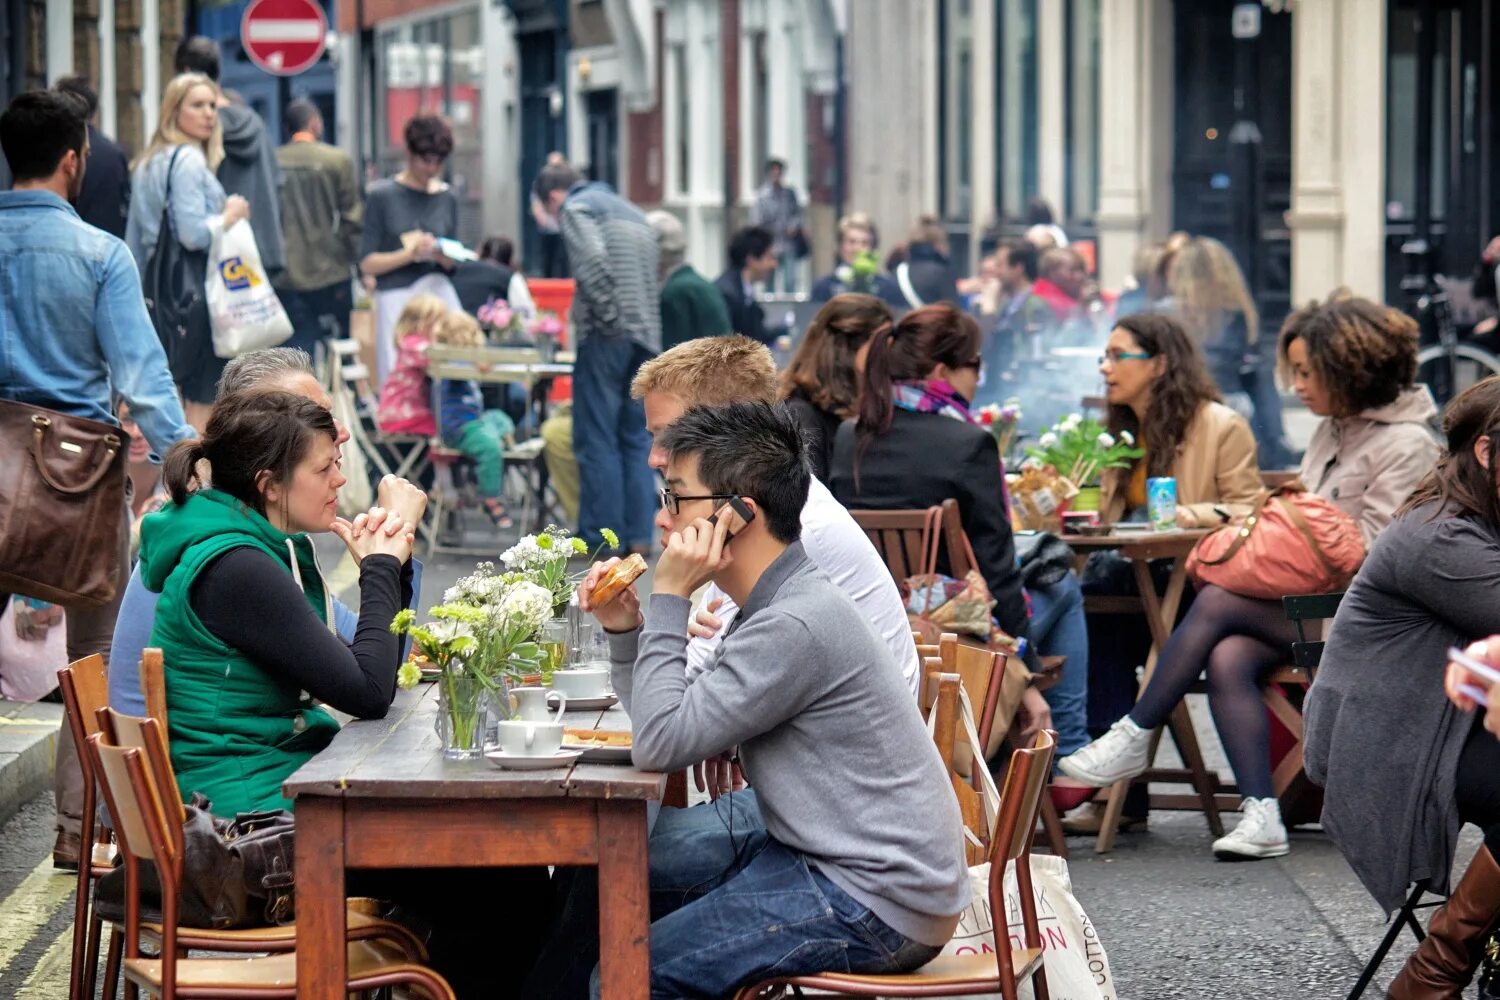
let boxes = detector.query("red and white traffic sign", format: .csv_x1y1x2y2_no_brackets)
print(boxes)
241,0,328,77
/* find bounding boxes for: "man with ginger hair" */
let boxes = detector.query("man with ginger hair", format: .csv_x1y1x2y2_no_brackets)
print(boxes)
629,334,918,693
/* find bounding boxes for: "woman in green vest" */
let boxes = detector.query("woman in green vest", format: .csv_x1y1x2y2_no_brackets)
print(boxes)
138,389,416,815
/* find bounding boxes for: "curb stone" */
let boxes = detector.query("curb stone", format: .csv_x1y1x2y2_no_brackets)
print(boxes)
0,699,61,829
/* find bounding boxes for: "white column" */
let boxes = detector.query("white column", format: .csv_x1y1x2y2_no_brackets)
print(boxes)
483,3,520,243
45,0,74,81
969,0,995,258
1095,0,1172,289
1286,0,1385,303
141,0,159,138
98,0,116,135
1036,0,1066,218
769,0,806,199
1339,0,1386,299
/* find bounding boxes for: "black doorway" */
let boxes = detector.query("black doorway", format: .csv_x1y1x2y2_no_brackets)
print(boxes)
1172,1,1293,329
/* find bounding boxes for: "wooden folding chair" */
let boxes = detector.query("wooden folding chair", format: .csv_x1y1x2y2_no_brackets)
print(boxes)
56,655,117,1000
851,500,968,585
731,728,1058,1000
84,725,453,1000
92,708,426,976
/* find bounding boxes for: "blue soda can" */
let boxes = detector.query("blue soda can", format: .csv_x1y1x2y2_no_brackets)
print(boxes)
1147,477,1178,531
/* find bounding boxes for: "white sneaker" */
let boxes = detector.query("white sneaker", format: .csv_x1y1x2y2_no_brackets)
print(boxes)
1056,717,1153,786
1213,797,1290,861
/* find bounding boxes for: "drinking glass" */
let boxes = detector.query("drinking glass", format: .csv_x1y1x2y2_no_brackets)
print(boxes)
541,619,569,675
570,621,596,667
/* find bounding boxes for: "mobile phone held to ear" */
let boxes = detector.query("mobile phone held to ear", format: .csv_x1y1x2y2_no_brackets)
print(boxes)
708,497,756,543
1448,646,1500,707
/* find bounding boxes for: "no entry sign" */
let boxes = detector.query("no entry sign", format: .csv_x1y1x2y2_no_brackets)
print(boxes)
241,0,328,77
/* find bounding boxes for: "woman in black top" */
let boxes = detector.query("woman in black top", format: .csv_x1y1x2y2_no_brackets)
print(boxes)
779,294,892,480
829,304,1079,750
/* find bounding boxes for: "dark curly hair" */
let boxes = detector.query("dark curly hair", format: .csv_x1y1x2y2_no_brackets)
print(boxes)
1108,313,1221,479
1277,292,1419,417
780,294,893,420
1398,375,1500,526
403,113,454,160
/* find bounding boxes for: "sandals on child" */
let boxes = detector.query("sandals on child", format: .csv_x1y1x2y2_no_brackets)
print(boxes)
482,498,515,530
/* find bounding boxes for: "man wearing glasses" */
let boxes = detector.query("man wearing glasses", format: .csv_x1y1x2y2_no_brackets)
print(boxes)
579,402,968,997
358,112,464,384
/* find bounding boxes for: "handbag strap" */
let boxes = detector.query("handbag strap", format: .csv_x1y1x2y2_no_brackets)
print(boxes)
1191,489,1274,568
1275,491,1343,580
29,415,120,495
917,505,944,614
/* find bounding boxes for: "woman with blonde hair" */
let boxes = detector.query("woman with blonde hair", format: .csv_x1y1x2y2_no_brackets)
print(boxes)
125,72,250,429
1169,235,1292,466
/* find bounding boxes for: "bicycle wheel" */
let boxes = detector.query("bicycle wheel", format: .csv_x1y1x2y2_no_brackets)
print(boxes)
1415,343,1500,407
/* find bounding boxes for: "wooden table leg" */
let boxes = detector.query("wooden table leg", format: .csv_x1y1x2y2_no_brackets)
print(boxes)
295,797,346,1000
1166,702,1225,836
597,800,651,1000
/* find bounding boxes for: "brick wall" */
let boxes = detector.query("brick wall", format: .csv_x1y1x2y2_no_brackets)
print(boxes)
625,7,664,207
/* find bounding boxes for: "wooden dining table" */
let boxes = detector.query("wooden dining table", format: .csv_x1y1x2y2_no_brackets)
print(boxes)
1066,527,1235,852
284,685,663,1000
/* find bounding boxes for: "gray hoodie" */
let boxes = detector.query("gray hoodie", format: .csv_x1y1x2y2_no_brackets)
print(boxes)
216,103,285,275
1298,385,1440,546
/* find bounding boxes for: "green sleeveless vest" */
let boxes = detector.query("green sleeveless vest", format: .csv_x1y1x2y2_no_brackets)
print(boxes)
138,489,340,816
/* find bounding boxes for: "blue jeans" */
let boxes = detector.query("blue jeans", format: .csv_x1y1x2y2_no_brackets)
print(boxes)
590,836,941,999
571,335,656,550
1026,574,1090,757
649,791,770,916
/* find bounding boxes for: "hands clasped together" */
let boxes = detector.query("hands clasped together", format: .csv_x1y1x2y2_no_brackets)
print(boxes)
329,475,427,565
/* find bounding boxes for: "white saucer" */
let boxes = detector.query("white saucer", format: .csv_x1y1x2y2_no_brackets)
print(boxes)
484,748,584,770
564,694,619,711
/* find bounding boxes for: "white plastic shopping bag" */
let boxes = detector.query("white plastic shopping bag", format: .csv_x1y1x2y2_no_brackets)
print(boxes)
0,597,65,702
914,685,1117,1000
206,217,293,358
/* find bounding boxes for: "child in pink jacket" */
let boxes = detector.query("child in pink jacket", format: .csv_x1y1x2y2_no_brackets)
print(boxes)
376,294,448,436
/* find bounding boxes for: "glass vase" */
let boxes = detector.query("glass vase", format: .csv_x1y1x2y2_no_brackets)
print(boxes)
437,673,487,760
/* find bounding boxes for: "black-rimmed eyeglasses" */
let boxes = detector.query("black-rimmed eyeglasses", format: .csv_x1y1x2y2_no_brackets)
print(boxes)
657,487,740,516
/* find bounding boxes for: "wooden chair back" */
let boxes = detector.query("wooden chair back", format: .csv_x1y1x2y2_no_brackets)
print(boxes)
931,674,988,865
56,654,110,1000
1283,592,1344,669
851,499,970,584
140,648,168,733
988,729,1057,1000
100,707,187,825
86,731,187,997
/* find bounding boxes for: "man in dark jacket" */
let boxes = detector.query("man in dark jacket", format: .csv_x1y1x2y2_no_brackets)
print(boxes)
274,99,361,353
52,77,129,238
174,37,285,277
647,209,730,351
715,226,779,345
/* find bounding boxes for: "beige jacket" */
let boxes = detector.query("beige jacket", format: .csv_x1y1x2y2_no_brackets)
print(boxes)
1299,386,1439,546
1102,401,1263,527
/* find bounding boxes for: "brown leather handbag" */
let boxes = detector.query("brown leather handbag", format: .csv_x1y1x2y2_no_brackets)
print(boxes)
0,398,127,607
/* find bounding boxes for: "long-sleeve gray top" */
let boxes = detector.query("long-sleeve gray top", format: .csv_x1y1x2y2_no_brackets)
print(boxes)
1305,501,1500,912
607,542,969,947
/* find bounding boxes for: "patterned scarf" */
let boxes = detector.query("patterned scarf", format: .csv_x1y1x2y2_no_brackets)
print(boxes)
891,380,1013,514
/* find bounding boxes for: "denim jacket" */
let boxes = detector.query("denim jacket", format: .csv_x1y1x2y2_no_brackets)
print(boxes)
0,190,192,454
125,145,225,278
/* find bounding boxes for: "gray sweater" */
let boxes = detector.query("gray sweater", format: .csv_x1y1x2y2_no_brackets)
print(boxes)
609,542,969,946
1305,501,1500,912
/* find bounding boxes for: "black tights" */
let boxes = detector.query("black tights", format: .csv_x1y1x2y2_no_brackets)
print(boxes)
1125,585,1298,800
1457,714,1500,856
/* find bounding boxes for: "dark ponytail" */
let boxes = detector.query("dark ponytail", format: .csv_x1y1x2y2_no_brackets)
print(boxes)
162,391,337,516
161,439,208,505
852,303,980,491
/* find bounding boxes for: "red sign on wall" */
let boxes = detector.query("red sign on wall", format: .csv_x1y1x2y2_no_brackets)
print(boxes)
241,0,328,77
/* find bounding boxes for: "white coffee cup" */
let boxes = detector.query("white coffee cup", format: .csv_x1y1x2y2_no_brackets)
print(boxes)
510,686,566,723
496,720,563,757
551,668,610,699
